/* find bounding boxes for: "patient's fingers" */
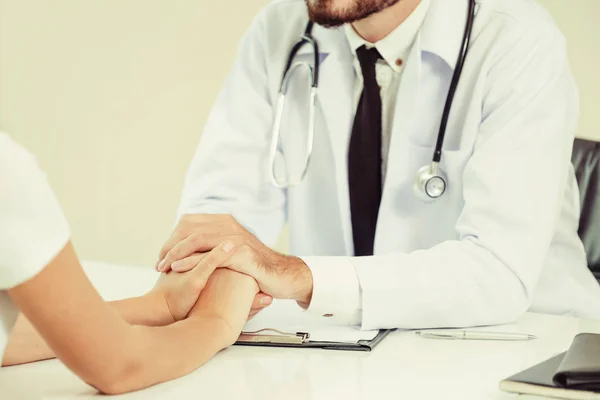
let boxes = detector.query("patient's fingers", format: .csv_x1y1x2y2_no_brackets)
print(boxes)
171,253,206,272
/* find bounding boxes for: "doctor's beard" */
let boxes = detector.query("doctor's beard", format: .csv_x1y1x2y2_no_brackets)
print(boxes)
306,0,401,28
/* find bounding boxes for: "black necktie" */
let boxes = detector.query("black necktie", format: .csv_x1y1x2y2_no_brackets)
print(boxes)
348,45,383,256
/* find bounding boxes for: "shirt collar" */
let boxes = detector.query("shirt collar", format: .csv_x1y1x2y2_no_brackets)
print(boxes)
344,0,431,73
420,0,475,70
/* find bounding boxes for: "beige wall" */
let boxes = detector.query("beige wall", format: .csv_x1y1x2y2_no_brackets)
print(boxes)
539,0,600,141
0,0,598,266
0,0,271,266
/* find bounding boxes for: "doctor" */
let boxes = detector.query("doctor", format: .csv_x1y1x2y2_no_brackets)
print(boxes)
157,0,600,329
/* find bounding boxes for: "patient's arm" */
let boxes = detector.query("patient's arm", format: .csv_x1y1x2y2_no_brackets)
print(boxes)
3,294,169,366
5,241,257,394
4,315,53,365
3,267,258,367
3,246,245,367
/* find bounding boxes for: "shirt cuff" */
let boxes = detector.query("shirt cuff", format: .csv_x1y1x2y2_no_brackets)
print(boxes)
300,256,362,326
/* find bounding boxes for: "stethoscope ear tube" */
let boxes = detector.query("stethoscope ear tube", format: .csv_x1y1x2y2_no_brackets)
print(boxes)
269,19,319,189
268,92,288,188
303,22,319,88
269,62,316,188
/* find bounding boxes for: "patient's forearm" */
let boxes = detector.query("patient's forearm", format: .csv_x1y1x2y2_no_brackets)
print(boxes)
2,294,171,367
107,316,233,394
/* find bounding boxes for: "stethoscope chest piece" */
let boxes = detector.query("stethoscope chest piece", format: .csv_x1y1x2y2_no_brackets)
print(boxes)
414,162,448,202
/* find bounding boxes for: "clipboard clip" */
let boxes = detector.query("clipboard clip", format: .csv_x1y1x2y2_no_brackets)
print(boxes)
238,328,310,344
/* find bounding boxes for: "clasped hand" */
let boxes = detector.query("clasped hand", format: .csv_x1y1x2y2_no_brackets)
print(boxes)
149,246,259,342
155,214,314,317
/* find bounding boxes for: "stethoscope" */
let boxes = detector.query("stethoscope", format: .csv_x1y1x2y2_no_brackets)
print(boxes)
269,0,476,202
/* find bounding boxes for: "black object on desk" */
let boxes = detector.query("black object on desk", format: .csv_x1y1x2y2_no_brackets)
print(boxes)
500,333,600,399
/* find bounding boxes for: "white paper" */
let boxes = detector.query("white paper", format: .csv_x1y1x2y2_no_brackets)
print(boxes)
242,300,379,344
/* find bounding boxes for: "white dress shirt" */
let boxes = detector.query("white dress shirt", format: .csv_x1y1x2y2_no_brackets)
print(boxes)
306,0,431,324
345,0,430,184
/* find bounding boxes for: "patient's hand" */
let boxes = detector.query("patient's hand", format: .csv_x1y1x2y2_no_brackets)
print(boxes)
149,241,237,322
150,270,201,323
188,269,259,342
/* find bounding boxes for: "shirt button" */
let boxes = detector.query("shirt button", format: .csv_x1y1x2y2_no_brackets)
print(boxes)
395,58,403,67
322,313,333,318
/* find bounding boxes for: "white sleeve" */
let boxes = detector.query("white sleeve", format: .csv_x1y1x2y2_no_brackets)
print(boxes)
302,256,362,325
0,134,70,290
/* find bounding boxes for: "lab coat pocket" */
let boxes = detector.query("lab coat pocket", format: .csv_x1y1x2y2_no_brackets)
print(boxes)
408,143,471,198
403,144,472,246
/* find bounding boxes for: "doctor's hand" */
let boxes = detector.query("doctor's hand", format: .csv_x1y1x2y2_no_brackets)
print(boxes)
155,214,314,307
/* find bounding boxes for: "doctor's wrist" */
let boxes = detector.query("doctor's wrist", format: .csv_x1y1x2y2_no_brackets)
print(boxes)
283,256,313,307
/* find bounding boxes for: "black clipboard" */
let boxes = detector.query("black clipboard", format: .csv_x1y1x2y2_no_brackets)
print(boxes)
234,328,393,352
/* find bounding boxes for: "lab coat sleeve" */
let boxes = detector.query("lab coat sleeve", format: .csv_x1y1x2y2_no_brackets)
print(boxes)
176,9,285,246
306,25,580,330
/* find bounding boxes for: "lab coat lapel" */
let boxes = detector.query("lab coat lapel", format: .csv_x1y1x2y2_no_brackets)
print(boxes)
311,25,356,255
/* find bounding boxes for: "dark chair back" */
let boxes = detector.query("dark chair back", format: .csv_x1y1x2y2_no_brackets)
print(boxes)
572,138,600,280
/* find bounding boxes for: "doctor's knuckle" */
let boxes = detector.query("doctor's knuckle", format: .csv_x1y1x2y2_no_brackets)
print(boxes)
225,236,242,249
159,245,169,258
190,233,206,246
164,249,177,263
174,227,188,239
237,244,254,259
214,214,229,223
231,223,243,233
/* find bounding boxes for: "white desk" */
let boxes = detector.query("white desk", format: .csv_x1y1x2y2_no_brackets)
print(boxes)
1,261,598,400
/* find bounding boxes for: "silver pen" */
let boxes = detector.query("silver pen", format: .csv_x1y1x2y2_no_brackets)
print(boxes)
415,329,536,341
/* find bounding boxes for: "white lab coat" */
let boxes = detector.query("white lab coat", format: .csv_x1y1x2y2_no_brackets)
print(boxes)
179,0,600,329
